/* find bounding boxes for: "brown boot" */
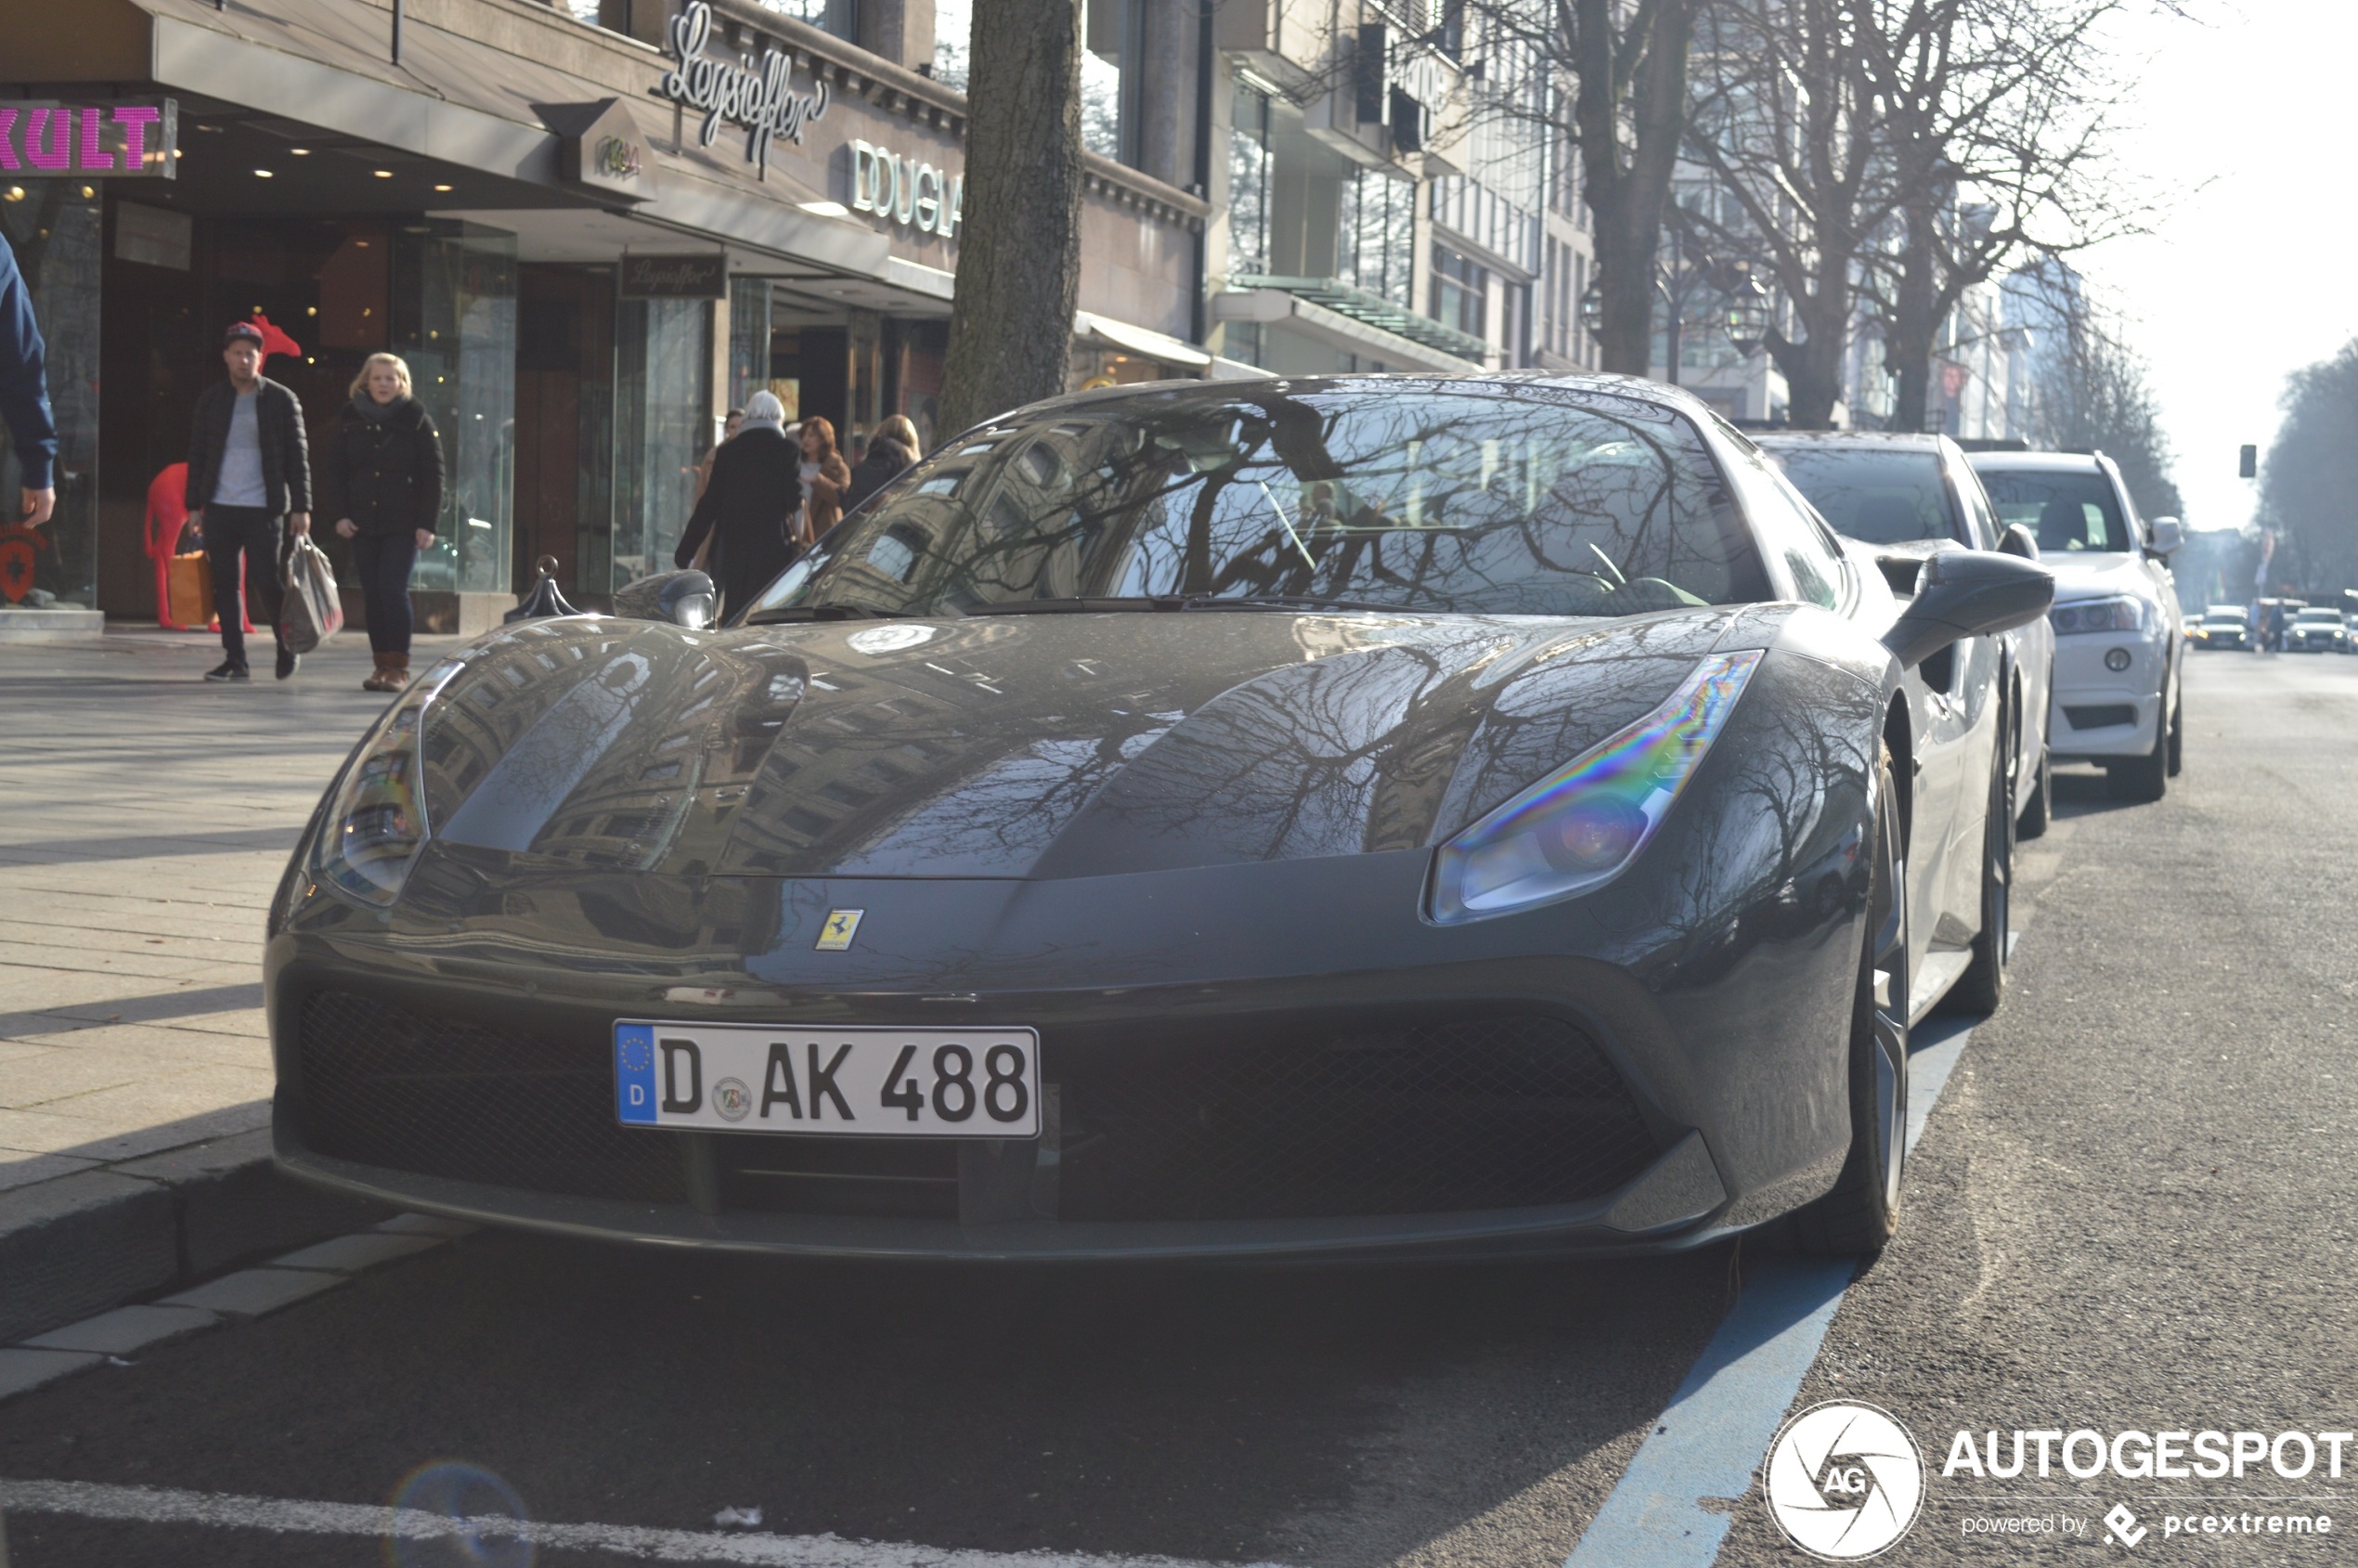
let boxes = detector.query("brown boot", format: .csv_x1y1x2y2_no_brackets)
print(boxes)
362,653,409,693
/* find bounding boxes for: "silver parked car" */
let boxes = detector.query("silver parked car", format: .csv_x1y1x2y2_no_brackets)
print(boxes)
1967,450,2183,802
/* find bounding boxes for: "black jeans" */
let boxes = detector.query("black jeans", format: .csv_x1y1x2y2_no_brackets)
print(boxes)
350,531,419,655
201,506,286,666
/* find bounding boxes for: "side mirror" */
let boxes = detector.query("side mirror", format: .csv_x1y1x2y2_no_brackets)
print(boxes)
1883,548,2054,671
614,569,718,629
2147,516,2184,556
1998,523,2041,562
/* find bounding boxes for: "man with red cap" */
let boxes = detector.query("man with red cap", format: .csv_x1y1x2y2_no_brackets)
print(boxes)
185,320,311,680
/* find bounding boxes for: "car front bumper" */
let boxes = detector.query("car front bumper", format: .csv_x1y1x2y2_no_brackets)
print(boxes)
2048,630,2170,758
269,845,1869,1263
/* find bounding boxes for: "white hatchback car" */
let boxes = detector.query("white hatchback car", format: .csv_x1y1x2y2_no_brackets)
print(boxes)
1966,451,2183,801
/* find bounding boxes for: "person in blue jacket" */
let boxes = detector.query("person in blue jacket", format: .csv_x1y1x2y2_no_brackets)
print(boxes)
0,233,57,529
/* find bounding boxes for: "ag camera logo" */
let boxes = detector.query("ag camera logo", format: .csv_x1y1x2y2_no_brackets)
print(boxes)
1764,1400,1925,1560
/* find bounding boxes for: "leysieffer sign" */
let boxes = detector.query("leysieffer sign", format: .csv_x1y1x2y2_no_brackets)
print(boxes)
656,2,829,176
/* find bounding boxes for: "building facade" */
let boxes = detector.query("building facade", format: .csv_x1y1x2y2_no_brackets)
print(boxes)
1,0,1212,625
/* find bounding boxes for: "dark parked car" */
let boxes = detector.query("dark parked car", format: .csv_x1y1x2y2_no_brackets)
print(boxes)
1761,431,2057,840
270,375,2047,1263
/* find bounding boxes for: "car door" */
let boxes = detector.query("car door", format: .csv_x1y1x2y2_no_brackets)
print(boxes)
1951,456,2051,814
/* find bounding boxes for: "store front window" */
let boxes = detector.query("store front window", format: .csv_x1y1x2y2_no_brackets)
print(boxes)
0,182,101,610
613,297,711,589
395,223,518,598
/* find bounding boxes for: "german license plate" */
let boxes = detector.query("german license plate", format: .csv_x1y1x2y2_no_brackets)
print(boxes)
614,1021,1040,1138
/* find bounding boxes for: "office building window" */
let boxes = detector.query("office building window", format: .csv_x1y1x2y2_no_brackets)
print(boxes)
1229,84,1273,278
1432,244,1487,340
1340,169,1415,305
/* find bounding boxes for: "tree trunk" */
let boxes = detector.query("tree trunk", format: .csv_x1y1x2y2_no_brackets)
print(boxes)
938,0,1086,437
1575,0,1697,376
1770,246,1853,429
1885,197,1940,433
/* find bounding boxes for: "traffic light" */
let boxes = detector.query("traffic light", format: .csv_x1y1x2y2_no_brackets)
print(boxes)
2239,444,2257,479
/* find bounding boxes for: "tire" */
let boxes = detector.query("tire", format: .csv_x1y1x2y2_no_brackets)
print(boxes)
2165,692,2183,778
1794,745,1911,1257
2106,696,2170,802
2016,745,2052,839
1946,745,2013,1017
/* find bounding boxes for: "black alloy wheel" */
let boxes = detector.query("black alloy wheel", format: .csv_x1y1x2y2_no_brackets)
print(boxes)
1794,744,1911,1256
1946,743,2014,1016
2017,744,2052,839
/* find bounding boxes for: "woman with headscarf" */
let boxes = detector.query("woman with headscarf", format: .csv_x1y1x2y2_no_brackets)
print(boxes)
844,413,919,514
675,390,798,617
797,416,854,545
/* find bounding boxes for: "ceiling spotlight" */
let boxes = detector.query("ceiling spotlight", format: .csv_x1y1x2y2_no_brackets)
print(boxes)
433,183,453,192
253,169,274,178
373,169,394,179
291,148,310,156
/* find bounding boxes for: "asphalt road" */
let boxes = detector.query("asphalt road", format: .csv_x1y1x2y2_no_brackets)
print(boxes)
2,647,2352,1568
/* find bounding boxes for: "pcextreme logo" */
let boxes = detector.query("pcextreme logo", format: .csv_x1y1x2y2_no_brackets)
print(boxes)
1763,1400,1927,1561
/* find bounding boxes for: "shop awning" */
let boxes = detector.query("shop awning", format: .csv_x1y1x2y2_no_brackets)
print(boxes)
1074,311,1211,369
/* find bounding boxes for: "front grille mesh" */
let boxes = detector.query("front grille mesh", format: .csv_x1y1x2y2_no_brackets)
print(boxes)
297,991,686,1203
295,995,1656,1224
1053,1016,1655,1221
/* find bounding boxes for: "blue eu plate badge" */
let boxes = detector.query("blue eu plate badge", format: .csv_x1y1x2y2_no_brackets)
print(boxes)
615,1024,658,1124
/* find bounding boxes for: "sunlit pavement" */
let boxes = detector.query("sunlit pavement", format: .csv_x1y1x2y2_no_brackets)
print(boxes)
0,646,2352,1566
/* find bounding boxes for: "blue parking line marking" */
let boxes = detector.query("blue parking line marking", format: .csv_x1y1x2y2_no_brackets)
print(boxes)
1563,1017,1976,1568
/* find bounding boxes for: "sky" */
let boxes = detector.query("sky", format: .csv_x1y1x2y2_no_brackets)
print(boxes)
2086,1,2358,531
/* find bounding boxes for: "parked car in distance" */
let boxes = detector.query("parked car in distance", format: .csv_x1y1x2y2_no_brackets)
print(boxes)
2192,605,2249,651
1761,432,2057,837
1967,450,2183,802
2289,605,2352,653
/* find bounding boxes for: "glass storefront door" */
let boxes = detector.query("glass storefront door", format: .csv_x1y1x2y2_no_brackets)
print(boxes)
611,296,711,590
0,181,100,610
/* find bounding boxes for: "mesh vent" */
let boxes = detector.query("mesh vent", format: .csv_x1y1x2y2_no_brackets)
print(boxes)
296,991,686,1203
1052,1015,1654,1222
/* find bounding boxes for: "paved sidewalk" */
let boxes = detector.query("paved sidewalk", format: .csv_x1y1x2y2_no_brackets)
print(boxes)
0,628,463,1336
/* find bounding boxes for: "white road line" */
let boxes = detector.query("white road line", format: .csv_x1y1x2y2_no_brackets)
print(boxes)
0,1479,1292,1568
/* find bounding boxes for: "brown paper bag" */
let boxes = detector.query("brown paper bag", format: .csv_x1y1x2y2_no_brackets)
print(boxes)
166,551,214,628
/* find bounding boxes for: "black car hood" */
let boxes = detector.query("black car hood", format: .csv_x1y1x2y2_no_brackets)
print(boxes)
418,609,1742,880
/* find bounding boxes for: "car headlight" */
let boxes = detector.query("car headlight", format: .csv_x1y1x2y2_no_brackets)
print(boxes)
313,658,466,905
2050,596,2147,635
1428,650,1763,924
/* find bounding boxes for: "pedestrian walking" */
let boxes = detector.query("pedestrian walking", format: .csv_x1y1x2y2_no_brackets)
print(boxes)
186,322,312,680
842,420,916,513
0,232,55,530
797,415,853,544
318,352,443,693
675,389,798,618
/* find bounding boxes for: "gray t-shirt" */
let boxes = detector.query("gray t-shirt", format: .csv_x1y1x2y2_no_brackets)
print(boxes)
214,389,268,509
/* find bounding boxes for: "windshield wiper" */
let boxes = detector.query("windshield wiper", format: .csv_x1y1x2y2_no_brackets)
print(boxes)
741,603,902,625
1199,594,1407,613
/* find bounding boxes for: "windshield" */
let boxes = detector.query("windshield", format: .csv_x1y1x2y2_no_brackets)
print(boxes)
739,384,1768,620
2205,608,2245,621
2296,610,2340,623
1976,468,2132,553
1766,447,1959,545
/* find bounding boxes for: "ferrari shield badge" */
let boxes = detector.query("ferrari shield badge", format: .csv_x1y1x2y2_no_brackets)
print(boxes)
814,908,864,952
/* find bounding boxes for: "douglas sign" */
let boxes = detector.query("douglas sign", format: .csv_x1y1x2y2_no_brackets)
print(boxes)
656,2,829,176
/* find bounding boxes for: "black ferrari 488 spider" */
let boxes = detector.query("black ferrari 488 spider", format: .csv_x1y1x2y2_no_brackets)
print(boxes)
270,374,2048,1262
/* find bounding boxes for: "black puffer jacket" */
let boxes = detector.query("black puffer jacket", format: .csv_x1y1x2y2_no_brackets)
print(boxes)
317,395,445,537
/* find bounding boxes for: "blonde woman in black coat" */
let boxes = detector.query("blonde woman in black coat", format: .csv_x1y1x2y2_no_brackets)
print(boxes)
318,352,443,692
